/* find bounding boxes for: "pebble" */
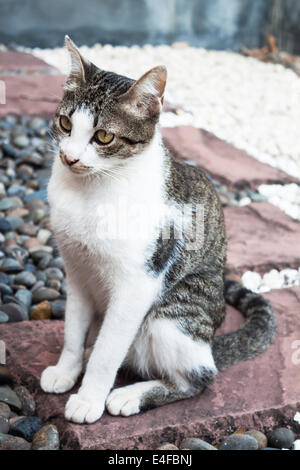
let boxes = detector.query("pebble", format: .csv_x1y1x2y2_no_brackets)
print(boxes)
0,385,22,411
0,366,13,385
45,267,64,281
10,416,44,442
14,386,36,416
29,246,53,260
267,427,295,449
30,300,51,320
37,228,52,244
0,218,12,232
219,433,258,450
31,424,60,450
180,437,217,450
0,416,10,434
0,312,9,323
32,288,60,303
50,299,66,319
6,215,24,230
13,134,30,149
0,258,23,273
15,289,32,309
0,197,22,211
156,442,179,450
261,447,281,450
37,254,52,269
0,402,11,419
244,429,267,449
0,433,31,450
18,222,39,236
0,303,28,321
14,271,37,287
24,152,44,167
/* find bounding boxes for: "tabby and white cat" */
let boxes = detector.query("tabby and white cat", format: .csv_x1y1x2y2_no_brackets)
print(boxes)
40,36,276,424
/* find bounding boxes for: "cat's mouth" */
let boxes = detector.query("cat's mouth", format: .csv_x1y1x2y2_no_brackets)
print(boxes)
59,151,90,175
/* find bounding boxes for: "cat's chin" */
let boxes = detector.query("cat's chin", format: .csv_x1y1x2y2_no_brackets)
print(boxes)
68,167,90,175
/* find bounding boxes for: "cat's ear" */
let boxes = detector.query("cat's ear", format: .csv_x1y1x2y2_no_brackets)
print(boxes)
120,66,167,118
64,35,92,90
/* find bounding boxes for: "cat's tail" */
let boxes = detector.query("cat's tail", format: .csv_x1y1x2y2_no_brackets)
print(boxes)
212,279,276,371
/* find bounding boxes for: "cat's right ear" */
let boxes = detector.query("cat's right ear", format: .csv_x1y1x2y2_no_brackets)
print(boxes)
64,35,91,91
119,66,167,118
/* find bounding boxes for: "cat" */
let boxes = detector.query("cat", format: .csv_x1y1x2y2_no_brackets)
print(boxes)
40,36,276,424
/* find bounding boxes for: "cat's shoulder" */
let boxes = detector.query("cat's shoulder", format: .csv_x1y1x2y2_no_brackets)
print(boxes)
164,149,218,204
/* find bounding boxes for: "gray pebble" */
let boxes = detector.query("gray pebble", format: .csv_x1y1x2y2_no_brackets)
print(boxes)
14,386,36,416
10,416,44,442
15,289,32,310
0,258,23,273
32,287,60,303
45,267,64,281
23,152,44,167
15,271,37,287
13,134,30,149
219,434,258,450
0,402,11,419
268,428,295,449
0,416,10,434
37,254,52,269
0,312,9,323
50,299,66,319
0,433,31,450
0,303,28,321
6,215,24,230
0,218,12,232
0,385,22,412
0,197,22,211
180,437,217,450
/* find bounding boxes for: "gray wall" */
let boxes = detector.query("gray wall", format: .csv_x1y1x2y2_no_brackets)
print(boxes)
0,0,299,53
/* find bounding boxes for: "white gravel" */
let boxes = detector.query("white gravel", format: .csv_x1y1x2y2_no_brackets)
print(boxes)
25,44,300,178
242,268,300,293
258,184,300,221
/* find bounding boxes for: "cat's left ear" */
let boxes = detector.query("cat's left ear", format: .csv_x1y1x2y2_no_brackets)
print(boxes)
64,35,93,91
120,66,167,118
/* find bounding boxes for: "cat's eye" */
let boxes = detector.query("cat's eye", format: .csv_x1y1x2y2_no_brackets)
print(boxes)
60,115,72,132
95,129,114,145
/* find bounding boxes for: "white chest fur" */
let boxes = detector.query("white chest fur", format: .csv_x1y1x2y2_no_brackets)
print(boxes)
48,133,167,300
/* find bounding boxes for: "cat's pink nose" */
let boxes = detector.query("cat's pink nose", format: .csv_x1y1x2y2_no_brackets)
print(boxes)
60,151,79,166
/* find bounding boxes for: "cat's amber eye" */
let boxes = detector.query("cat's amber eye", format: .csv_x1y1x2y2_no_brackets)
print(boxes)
95,129,114,145
60,115,72,132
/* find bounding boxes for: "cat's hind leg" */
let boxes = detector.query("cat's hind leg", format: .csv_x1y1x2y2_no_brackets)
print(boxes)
106,317,217,416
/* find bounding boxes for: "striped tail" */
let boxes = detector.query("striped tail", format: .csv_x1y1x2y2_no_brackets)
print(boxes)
212,279,276,371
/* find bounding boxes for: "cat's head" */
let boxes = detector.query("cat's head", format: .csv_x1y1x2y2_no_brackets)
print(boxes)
52,36,167,176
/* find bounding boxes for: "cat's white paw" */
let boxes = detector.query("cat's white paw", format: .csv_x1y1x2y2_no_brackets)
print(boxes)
65,393,104,424
106,387,141,417
40,366,76,394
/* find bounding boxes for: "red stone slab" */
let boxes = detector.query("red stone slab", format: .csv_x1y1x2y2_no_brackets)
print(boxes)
0,51,57,73
162,126,299,188
0,74,65,118
224,202,300,274
0,287,299,449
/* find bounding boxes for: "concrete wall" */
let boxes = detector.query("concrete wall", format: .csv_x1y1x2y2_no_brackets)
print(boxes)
0,0,299,53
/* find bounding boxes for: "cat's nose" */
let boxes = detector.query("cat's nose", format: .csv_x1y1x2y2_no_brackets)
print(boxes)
60,151,79,166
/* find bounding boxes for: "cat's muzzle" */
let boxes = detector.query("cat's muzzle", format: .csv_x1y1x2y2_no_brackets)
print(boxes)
59,151,89,174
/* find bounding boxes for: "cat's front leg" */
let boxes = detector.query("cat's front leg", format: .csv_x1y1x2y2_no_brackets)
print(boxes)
64,276,159,423
41,274,93,394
